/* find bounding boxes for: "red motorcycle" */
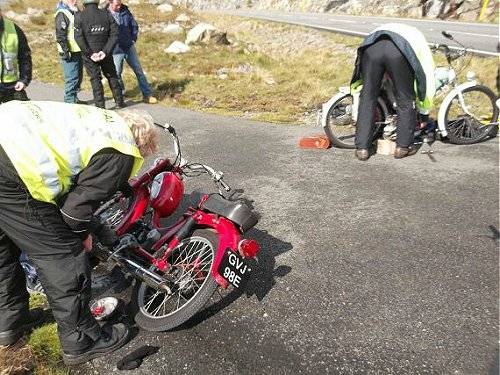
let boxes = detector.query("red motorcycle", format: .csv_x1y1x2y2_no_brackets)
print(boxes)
93,123,260,331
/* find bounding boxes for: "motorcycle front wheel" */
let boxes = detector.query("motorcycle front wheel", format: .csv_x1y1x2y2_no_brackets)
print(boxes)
443,85,499,144
133,229,218,331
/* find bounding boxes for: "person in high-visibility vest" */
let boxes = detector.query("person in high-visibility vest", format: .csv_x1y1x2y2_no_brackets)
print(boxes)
55,0,83,103
351,23,435,161
0,101,158,365
0,7,32,103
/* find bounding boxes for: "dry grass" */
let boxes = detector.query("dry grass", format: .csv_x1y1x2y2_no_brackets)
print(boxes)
0,293,67,375
0,341,35,375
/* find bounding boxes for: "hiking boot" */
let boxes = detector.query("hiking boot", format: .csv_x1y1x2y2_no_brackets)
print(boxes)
115,102,127,109
394,146,417,159
144,96,158,104
62,323,129,365
354,148,370,161
0,308,45,346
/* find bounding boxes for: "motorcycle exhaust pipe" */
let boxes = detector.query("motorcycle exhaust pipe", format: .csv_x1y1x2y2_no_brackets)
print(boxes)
109,253,172,294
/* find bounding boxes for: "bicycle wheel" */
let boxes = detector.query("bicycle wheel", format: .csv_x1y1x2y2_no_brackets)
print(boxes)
133,229,218,331
323,94,386,149
444,85,499,145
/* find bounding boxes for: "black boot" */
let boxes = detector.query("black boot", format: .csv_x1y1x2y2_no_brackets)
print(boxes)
90,77,106,109
62,323,129,365
109,78,126,109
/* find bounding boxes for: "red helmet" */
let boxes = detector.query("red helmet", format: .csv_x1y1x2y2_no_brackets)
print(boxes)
149,172,184,217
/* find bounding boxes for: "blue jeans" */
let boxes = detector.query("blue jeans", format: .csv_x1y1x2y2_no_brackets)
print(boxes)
113,45,152,98
60,52,83,103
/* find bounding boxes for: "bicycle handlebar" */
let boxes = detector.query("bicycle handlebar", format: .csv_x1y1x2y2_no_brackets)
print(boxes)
430,42,467,65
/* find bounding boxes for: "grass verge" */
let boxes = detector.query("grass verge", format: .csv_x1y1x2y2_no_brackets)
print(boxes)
0,293,68,375
5,0,498,124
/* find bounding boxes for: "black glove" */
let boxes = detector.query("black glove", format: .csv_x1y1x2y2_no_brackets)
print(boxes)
89,217,118,246
96,223,118,246
59,51,71,61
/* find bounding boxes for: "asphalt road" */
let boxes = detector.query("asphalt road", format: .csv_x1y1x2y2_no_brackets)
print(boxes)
219,10,499,56
27,82,499,374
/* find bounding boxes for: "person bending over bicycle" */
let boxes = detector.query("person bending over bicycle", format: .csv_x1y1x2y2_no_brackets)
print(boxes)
351,23,436,161
0,101,157,365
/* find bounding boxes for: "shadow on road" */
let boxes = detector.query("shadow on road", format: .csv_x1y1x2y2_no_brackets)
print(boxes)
179,225,293,330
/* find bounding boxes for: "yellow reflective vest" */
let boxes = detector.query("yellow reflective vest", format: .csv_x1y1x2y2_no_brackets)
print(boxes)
54,8,81,53
0,17,19,83
0,101,143,204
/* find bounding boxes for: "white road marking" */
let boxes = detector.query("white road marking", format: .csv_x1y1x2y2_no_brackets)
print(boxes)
328,19,357,23
448,30,498,38
326,14,499,28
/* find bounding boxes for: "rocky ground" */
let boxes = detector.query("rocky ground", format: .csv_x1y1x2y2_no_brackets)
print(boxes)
170,0,498,21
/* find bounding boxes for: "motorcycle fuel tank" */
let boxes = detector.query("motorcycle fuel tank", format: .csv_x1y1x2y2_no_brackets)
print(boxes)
150,172,184,217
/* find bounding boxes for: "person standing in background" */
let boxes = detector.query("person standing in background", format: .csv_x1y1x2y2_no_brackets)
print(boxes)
74,0,125,109
0,7,32,103
55,0,83,104
107,0,157,104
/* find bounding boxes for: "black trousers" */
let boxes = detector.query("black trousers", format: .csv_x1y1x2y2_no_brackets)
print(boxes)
0,148,101,353
0,88,29,103
355,38,417,149
82,54,123,108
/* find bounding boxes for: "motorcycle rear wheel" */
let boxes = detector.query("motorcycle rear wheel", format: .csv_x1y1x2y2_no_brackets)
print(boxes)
133,229,218,331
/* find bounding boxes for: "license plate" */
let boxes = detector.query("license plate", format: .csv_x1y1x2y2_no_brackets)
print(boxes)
218,249,252,288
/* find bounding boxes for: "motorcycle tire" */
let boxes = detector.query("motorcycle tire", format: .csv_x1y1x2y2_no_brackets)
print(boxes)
443,85,499,145
132,229,218,331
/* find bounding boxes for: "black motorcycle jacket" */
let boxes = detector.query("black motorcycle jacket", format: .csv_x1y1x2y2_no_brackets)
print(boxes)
74,3,118,57
0,145,133,240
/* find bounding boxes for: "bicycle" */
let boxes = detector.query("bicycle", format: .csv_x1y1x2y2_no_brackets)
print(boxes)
319,31,499,149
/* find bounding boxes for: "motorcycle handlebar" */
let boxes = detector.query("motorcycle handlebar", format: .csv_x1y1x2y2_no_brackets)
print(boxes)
153,121,231,192
184,164,231,192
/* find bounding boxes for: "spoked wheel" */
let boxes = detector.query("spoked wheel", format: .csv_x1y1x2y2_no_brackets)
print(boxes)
323,93,386,149
133,229,218,331
444,85,499,144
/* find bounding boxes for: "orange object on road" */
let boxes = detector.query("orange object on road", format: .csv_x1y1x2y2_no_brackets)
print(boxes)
298,134,331,149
